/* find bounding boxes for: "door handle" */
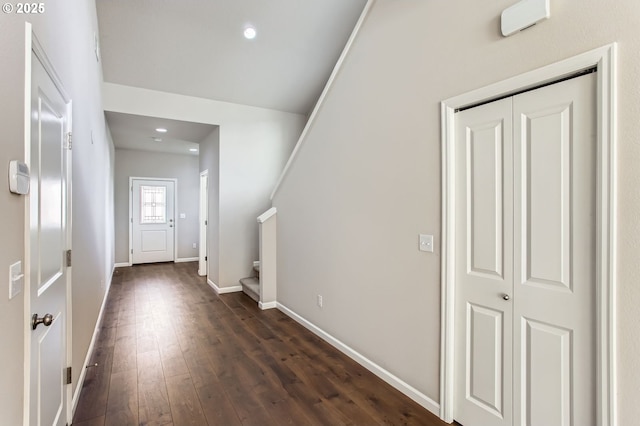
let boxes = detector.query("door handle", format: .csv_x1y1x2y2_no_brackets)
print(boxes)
502,294,511,301
31,313,53,330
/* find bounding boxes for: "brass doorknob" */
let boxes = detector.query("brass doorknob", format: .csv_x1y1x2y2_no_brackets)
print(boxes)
31,313,53,330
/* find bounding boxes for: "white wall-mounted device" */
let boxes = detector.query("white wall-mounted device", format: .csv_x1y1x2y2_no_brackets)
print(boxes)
8,160,30,195
501,0,550,37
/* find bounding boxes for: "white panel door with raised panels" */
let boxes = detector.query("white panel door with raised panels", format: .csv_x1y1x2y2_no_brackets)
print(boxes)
454,73,596,426
29,50,70,426
454,97,514,426
132,179,175,264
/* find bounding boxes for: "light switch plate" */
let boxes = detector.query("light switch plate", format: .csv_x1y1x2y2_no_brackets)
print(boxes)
9,261,23,299
419,234,434,253
179,213,186,219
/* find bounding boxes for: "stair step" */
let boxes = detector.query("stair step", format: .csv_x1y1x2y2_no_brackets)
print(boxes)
240,277,259,302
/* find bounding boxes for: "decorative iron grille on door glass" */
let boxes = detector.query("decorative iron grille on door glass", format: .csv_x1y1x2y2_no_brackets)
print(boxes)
140,185,167,224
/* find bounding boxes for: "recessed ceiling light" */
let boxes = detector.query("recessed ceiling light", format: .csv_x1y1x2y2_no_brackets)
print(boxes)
155,128,167,133
152,137,162,142
189,148,198,152
243,26,257,40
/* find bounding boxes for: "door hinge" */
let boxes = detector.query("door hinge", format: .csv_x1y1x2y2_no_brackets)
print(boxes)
131,249,133,254
66,250,72,267
65,132,72,150
205,256,207,261
65,367,72,385
205,220,207,226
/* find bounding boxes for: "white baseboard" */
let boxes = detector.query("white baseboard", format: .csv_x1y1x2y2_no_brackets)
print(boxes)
71,266,113,415
114,262,130,268
276,302,441,417
259,301,277,310
176,257,198,263
207,278,242,294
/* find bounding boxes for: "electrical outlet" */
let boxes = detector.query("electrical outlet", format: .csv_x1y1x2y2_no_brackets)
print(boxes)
317,295,323,308
192,243,197,249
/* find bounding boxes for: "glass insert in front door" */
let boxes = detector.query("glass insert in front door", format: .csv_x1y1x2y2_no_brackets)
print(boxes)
140,185,167,224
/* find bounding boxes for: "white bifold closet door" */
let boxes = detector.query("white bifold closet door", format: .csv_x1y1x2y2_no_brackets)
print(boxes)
454,73,596,426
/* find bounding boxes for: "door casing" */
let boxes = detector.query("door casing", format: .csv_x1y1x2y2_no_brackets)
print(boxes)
440,44,617,426
199,170,208,276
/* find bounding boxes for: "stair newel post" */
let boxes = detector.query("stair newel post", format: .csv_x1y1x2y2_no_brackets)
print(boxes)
257,207,277,309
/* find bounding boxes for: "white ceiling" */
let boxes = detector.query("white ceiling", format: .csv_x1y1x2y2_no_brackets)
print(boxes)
105,112,217,156
96,0,368,115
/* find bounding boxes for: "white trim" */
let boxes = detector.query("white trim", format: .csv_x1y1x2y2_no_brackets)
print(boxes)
439,44,617,425
276,302,440,416
257,207,277,223
175,257,198,263
207,279,242,294
258,301,277,310
114,262,131,268
64,99,73,424
595,43,618,426
198,170,208,276
253,260,260,268
71,267,112,415
270,0,376,200
128,177,178,265
23,26,33,425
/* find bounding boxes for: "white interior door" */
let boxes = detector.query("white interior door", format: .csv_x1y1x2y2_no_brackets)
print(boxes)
199,171,208,276
454,97,514,426
131,179,175,264
28,49,71,426
512,73,596,426
454,73,596,426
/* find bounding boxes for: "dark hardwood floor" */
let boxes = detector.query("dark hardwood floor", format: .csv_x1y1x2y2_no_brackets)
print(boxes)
73,262,451,426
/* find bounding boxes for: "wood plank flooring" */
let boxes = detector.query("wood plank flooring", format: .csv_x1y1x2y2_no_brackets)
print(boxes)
73,262,451,426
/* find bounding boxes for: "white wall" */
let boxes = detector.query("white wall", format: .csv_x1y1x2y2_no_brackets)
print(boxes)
0,17,28,426
103,84,306,288
272,0,640,423
199,128,221,284
114,149,200,263
0,1,114,423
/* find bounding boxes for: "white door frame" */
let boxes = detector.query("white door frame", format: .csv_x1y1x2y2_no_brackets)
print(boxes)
440,44,617,425
23,24,74,425
198,170,208,276
128,177,178,265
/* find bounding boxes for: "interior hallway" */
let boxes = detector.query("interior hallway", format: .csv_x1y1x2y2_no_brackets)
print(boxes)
72,262,450,425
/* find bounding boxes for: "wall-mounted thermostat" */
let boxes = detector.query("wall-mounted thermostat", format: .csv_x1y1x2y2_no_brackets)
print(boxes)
9,160,30,195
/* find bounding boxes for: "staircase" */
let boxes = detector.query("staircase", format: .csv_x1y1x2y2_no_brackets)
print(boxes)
240,262,260,302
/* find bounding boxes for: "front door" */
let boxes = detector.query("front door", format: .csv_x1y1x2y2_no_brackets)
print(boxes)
131,178,175,264
454,73,596,426
28,48,71,426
